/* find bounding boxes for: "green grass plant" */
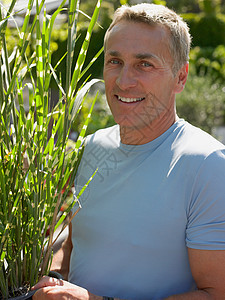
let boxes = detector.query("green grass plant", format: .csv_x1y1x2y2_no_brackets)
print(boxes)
0,0,102,298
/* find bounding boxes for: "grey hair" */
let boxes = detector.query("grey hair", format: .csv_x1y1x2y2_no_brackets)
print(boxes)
104,3,192,75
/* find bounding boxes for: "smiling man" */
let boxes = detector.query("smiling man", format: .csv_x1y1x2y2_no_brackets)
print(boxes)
33,3,225,300
103,19,185,144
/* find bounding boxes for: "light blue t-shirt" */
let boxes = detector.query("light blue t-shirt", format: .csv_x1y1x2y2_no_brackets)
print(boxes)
69,119,225,300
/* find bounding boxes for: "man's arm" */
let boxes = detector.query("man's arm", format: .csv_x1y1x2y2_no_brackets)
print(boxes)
165,248,225,299
50,222,73,280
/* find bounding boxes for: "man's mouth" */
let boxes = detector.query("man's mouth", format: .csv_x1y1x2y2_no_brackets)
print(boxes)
117,95,145,103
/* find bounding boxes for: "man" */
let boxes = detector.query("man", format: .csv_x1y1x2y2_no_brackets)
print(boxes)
33,3,225,299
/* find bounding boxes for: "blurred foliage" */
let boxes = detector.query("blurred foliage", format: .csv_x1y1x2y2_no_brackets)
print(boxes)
190,45,225,81
72,84,115,135
153,0,167,5
166,0,200,13
183,13,225,47
167,0,225,14
176,67,225,133
198,0,222,14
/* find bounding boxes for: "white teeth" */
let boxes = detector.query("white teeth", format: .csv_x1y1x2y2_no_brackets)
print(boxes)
118,96,144,103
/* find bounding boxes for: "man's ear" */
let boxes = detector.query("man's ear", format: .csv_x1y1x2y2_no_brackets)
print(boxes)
174,62,189,94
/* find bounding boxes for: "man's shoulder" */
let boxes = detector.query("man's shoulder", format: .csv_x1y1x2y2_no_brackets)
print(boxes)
177,120,225,156
85,125,120,148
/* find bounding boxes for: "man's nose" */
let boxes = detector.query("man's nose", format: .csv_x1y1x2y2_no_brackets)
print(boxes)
116,66,137,90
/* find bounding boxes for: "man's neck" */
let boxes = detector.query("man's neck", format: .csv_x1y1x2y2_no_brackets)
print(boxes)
119,114,178,145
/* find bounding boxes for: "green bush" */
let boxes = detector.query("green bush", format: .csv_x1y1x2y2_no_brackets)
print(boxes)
189,45,225,81
176,68,225,133
183,13,225,47
198,0,222,14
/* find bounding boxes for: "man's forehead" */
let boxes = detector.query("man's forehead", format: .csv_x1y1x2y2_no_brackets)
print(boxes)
105,21,169,47
105,22,171,59
109,20,168,36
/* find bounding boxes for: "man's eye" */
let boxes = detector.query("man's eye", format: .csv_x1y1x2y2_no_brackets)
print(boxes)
141,62,153,67
110,59,120,64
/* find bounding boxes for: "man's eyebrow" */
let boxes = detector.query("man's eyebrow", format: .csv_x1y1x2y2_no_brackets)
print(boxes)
107,50,160,61
135,53,160,61
107,50,121,57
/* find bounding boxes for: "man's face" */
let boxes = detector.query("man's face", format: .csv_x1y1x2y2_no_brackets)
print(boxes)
103,21,185,140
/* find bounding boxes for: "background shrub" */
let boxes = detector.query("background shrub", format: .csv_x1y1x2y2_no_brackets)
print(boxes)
183,13,225,47
189,45,225,81
176,68,225,133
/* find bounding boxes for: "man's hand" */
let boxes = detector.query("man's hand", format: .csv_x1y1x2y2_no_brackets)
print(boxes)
31,276,102,300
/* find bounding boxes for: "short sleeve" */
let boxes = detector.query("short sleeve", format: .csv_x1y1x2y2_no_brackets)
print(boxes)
186,149,225,250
